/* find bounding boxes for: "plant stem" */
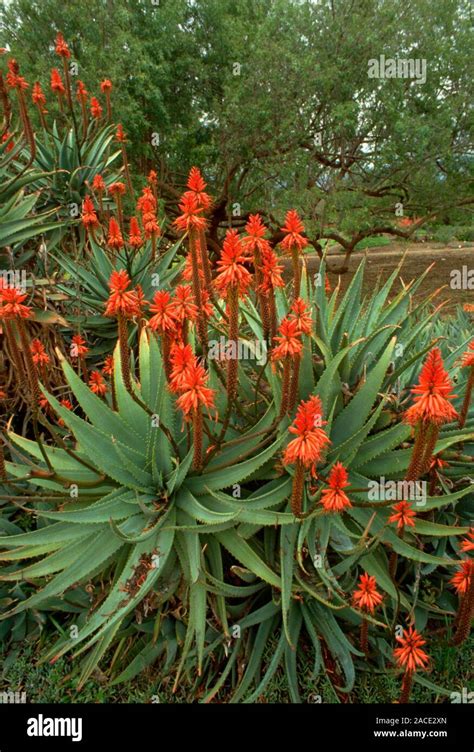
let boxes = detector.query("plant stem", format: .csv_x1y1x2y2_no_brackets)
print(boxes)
459,366,474,429
399,670,413,704
290,460,305,517
117,313,132,393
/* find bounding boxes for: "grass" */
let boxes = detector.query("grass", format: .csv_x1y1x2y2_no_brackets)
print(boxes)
1,634,472,704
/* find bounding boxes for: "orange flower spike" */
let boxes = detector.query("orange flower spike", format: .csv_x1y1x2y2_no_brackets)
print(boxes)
393,626,429,674
147,169,158,186
90,96,102,119
55,33,71,59
215,229,252,297
92,174,106,193
169,343,195,393
89,371,108,396
244,213,269,250
261,247,284,290
169,344,195,392
280,209,308,300
320,462,353,513
30,339,50,367
105,271,139,393
81,195,99,230
388,501,416,530
50,68,65,96
176,360,215,416
284,396,330,516
71,334,89,359
185,166,212,211
137,187,157,212
289,298,313,335
460,340,474,368
143,212,160,239
107,217,124,250
284,396,330,468
57,398,73,426
128,217,143,248
450,560,473,595
176,356,215,472
353,573,383,614
6,59,29,90
451,558,474,646
32,82,46,108
102,355,114,376
148,291,177,335
105,270,139,319
271,318,303,361
108,182,126,197
174,192,206,234
459,528,474,554
169,285,198,324
76,80,88,103
404,347,458,427
116,123,126,143
100,79,112,119
280,209,308,254
0,287,32,319
201,290,214,319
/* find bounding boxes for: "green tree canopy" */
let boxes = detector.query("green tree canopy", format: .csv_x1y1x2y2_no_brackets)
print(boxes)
2,0,472,263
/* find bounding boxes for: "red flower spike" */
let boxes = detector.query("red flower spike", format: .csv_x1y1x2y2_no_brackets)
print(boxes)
92,174,106,192
32,82,46,108
320,461,352,512
280,209,308,253
105,270,139,319
271,318,303,361
461,341,474,368
55,33,71,59
0,287,32,319
81,195,99,229
450,560,473,595
215,229,252,297
50,68,65,95
107,217,124,249
353,573,383,614
89,371,108,396
90,97,102,118
169,285,198,323
176,359,215,415
174,193,206,233
71,334,89,358
108,182,126,196
116,123,126,143
30,339,50,367
283,396,330,468
289,298,313,335
388,501,416,530
393,626,429,673
404,347,458,426
128,217,143,248
148,291,178,334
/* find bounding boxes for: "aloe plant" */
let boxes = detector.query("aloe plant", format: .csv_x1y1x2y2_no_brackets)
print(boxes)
1,258,472,698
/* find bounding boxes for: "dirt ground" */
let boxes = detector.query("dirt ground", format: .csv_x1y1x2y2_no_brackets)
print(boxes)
298,241,474,311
